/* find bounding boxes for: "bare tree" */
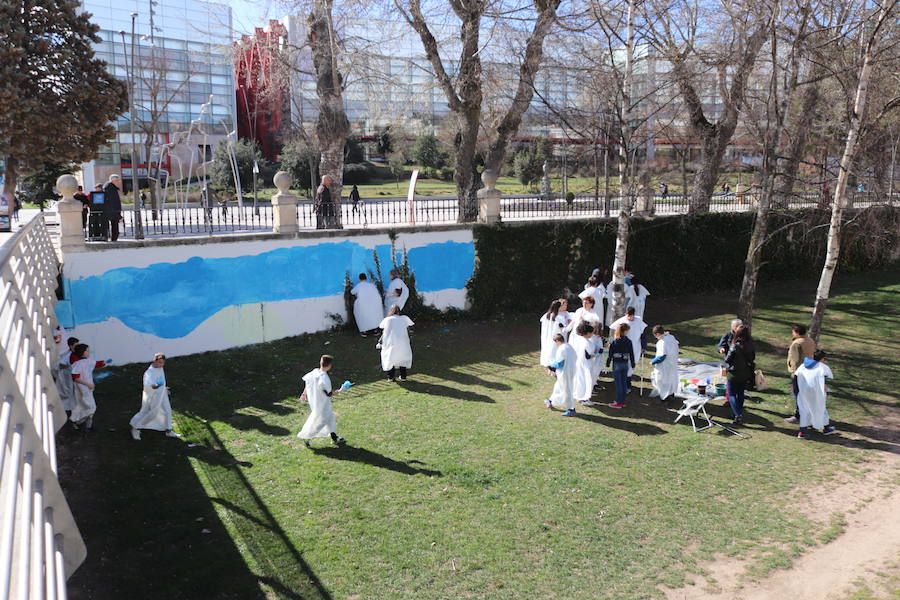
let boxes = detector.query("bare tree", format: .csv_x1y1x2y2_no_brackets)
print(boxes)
643,0,775,212
308,0,350,226
394,0,561,222
809,0,899,340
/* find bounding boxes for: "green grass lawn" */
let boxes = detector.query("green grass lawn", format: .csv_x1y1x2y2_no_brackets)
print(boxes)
59,268,900,600
253,170,779,201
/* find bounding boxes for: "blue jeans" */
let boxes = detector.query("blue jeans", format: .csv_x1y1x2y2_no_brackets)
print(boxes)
727,379,746,418
613,361,630,404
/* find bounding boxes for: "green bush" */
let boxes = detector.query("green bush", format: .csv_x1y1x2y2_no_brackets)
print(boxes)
342,163,371,184
466,207,899,315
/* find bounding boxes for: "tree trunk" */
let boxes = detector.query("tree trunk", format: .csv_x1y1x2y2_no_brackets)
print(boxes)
736,192,770,326
773,82,821,206
610,192,633,321
808,1,891,340
2,158,17,201
309,0,349,227
680,148,688,204
689,125,733,213
454,109,481,222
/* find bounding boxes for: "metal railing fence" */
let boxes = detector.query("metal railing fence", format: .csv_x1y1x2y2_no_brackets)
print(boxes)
83,191,898,240
0,215,86,600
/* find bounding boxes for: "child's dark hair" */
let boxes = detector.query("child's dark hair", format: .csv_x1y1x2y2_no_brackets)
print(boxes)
587,275,598,287
576,322,594,336
359,273,367,280
626,306,636,316
67,337,79,346
552,333,564,343
652,324,665,335
73,343,89,358
813,349,827,362
320,354,334,368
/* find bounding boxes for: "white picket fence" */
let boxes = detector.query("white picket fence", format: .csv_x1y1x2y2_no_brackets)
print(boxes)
0,216,85,599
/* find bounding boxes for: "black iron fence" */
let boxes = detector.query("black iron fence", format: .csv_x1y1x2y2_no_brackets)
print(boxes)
85,191,896,241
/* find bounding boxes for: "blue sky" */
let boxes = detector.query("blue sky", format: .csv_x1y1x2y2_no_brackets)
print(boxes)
229,0,278,34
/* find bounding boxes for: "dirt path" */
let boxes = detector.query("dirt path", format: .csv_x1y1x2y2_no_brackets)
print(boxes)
662,411,900,600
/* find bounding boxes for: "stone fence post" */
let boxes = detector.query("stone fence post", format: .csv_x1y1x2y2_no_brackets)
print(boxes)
56,174,85,250
477,169,501,225
271,171,299,233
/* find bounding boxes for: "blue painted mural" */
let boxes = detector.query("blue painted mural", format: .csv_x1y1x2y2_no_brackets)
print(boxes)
67,239,475,339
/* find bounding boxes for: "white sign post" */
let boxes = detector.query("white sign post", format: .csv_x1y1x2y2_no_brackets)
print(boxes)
407,169,419,226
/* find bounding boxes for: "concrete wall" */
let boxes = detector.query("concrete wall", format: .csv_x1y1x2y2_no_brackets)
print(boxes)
59,227,475,364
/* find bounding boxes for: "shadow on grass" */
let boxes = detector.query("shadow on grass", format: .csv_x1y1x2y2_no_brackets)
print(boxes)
577,408,668,435
310,444,443,476
184,415,334,600
399,380,496,403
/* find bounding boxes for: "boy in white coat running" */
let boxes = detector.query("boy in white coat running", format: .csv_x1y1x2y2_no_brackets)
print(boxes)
297,355,351,447
130,353,181,440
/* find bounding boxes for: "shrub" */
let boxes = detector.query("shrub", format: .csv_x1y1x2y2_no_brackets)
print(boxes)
466,207,899,315
342,163,371,184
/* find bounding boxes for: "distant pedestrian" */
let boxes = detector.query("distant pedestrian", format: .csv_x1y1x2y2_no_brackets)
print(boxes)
130,353,181,440
659,182,668,199
12,195,21,222
103,174,123,241
349,184,361,214
722,182,731,195
74,186,90,228
314,174,337,229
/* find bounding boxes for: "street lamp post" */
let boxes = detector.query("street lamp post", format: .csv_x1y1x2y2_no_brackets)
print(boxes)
120,12,144,239
253,160,259,216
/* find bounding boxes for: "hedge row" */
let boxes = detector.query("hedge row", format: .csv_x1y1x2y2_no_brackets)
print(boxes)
466,206,900,315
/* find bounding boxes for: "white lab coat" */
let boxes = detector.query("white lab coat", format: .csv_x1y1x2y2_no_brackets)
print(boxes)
130,365,174,431
297,368,336,440
571,334,602,401
624,284,651,318
549,343,577,410
568,307,602,335
609,315,647,376
70,358,98,425
579,285,606,324
351,280,383,332
384,277,410,313
795,361,833,430
650,333,680,399
539,311,570,366
379,315,414,371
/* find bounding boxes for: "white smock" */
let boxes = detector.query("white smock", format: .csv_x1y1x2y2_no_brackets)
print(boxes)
384,277,410,313
795,361,833,430
609,315,647,376
579,284,606,324
351,280,383,332
130,365,173,431
539,311,570,366
571,334,602,401
624,284,651,318
549,343,577,410
568,307,601,335
379,315,414,371
297,368,336,440
56,349,75,411
70,358,97,424
650,333,680,399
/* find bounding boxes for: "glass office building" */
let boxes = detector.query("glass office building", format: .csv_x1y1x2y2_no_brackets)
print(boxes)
78,0,236,191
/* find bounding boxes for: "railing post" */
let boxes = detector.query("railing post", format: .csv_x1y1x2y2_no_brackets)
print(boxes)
271,171,299,234
55,175,85,251
477,169,501,225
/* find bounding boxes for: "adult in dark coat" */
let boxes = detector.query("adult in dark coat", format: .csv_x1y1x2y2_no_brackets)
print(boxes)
314,174,336,229
74,186,90,229
102,174,123,241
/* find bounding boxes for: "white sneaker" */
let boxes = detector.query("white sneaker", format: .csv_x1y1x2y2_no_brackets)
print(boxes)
131,428,141,441
581,400,597,407
165,430,181,438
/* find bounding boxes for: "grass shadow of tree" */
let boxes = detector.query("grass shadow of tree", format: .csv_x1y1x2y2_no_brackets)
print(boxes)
309,444,443,477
